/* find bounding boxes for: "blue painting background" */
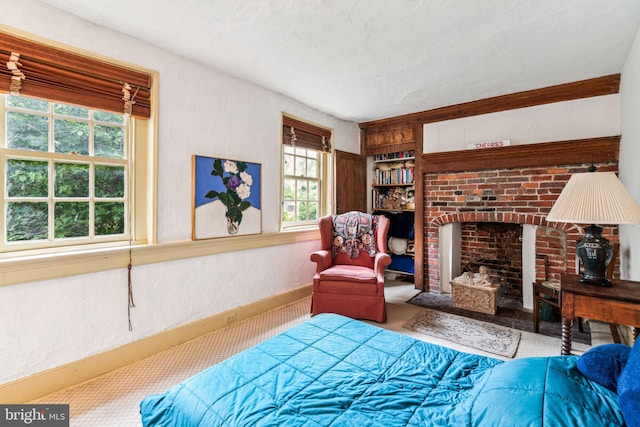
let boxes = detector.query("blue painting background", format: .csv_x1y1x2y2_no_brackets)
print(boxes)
194,155,261,209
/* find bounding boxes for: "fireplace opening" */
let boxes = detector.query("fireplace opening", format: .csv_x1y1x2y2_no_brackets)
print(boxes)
439,219,571,312
459,222,523,306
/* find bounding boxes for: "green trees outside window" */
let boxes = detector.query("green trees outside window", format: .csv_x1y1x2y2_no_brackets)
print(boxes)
282,146,320,224
3,95,128,245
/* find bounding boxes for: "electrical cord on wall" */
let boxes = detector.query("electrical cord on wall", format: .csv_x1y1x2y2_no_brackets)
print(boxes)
122,94,137,331
127,238,136,332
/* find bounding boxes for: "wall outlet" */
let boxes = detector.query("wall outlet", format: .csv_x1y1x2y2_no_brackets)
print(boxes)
224,312,237,324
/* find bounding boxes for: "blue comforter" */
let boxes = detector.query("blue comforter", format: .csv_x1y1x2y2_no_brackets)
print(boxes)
140,314,624,426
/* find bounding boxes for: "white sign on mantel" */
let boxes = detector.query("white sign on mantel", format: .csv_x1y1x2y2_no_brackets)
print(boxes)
467,140,511,150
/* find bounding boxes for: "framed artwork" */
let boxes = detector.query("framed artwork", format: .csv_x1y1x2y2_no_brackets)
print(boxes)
192,155,262,239
406,240,415,254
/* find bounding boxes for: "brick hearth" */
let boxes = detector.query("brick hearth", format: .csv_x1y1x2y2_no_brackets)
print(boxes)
423,161,619,296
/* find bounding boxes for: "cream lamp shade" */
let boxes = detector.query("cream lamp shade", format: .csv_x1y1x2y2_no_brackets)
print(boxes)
546,172,640,224
546,171,640,286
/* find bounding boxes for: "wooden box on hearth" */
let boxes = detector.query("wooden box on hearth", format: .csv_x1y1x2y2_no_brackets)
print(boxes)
450,281,499,315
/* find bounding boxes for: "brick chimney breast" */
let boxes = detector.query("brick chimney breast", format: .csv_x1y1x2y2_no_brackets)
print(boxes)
423,161,619,292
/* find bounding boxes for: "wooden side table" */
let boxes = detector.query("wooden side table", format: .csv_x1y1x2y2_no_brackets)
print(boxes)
561,273,640,355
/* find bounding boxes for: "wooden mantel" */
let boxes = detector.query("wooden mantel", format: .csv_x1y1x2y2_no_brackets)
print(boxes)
421,136,620,173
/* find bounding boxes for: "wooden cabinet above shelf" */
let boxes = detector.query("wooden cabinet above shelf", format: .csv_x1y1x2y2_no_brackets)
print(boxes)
362,124,415,155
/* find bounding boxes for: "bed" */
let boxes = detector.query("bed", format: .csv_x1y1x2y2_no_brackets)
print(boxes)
140,313,628,426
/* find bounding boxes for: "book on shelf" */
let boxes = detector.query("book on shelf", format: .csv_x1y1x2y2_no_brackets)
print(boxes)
374,167,414,185
373,150,415,161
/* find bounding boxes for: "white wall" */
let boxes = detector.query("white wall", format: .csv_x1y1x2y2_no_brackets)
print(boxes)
0,0,360,384
423,94,620,153
620,26,640,281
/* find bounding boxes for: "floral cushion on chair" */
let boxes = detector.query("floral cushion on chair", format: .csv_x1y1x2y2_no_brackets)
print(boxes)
331,212,379,258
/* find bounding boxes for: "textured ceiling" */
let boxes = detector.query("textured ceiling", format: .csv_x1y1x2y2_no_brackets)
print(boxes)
37,0,640,123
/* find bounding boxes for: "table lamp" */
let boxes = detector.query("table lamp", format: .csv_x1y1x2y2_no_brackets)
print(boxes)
546,169,640,286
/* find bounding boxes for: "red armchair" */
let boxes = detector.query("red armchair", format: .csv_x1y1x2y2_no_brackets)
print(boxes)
310,212,391,322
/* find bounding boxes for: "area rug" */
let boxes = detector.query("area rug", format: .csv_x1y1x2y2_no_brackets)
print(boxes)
407,291,591,345
403,309,521,358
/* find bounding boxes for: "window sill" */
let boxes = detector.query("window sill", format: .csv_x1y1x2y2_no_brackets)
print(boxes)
280,224,319,232
0,229,320,287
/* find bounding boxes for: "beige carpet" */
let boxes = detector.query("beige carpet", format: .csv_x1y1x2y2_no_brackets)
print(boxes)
30,281,609,426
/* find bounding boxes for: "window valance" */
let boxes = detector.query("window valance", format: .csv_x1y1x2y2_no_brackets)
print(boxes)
1,31,152,118
282,116,332,152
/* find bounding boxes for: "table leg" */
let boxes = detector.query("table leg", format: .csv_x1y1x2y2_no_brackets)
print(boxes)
561,317,572,355
533,289,540,333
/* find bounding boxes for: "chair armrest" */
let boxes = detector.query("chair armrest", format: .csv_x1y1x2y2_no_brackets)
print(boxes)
374,253,392,282
310,250,332,273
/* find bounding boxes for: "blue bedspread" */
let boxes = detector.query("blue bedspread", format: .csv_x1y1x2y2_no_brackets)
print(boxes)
140,314,624,426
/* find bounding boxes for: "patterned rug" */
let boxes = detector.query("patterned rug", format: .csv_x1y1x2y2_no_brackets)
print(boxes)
407,291,591,345
403,309,521,358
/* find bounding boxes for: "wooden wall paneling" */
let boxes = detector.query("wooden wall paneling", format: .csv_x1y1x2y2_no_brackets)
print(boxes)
361,123,415,155
359,74,620,292
412,123,424,290
359,74,620,129
422,136,620,174
335,150,367,214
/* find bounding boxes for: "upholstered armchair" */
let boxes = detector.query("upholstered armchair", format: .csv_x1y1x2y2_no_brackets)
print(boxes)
310,211,391,322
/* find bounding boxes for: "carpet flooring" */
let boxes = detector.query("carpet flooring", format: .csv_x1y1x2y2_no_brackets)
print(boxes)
31,282,604,426
408,290,592,345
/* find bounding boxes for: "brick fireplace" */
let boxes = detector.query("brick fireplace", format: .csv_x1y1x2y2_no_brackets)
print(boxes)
422,142,619,311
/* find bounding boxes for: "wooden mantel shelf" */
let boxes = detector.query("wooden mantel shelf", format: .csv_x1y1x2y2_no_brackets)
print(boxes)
421,136,620,173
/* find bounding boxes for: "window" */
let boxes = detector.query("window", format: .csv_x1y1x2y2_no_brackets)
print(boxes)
0,31,154,254
1,94,131,250
281,115,332,229
282,146,321,224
